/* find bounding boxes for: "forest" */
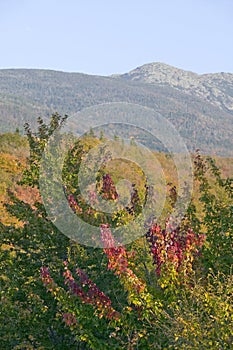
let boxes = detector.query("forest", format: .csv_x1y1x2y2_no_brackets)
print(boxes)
0,114,232,349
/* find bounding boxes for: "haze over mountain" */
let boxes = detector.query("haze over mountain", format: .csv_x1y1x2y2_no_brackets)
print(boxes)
0,63,232,157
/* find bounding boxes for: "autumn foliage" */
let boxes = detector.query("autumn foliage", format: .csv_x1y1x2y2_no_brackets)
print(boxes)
1,116,232,349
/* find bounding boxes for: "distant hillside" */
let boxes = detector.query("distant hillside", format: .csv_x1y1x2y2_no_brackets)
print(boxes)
0,132,232,226
0,64,233,157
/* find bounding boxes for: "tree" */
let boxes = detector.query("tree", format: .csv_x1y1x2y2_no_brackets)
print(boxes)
0,115,232,349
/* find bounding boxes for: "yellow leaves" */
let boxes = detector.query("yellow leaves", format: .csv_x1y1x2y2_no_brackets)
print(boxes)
138,332,144,338
80,335,88,342
9,250,16,258
0,153,22,173
0,274,10,282
0,243,14,251
124,306,133,312
128,294,142,306
0,151,28,225
52,287,61,297
94,212,99,219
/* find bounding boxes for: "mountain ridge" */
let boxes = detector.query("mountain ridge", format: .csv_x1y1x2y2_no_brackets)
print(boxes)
118,62,233,113
0,63,232,157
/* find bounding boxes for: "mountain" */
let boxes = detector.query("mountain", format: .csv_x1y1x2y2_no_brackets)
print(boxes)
119,62,233,113
0,63,232,157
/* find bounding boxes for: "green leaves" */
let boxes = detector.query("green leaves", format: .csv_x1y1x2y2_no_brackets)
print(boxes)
1,117,232,349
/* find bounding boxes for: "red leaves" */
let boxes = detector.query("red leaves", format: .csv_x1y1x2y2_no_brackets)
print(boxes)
101,174,118,200
40,266,55,291
63,313,77,326
146,221,205,276
100,224,128,274
63,263,120,320
41,263,120,321
100,224,145,294
100,224,116,249
67,194,83,214
63,266,86,300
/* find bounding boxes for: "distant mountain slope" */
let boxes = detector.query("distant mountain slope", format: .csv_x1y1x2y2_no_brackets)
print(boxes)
0,64,232,157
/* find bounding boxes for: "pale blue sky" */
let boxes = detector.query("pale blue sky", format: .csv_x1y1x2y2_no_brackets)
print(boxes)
0,0,232,75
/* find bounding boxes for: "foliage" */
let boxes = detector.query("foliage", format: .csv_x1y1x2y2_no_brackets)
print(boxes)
0,115,232,349
0,133,29,225
194,152,233,274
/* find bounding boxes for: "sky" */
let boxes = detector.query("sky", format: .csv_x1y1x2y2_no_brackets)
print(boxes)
0,0,233,76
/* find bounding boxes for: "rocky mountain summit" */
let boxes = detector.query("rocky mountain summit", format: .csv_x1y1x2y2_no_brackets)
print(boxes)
119,62,233,112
